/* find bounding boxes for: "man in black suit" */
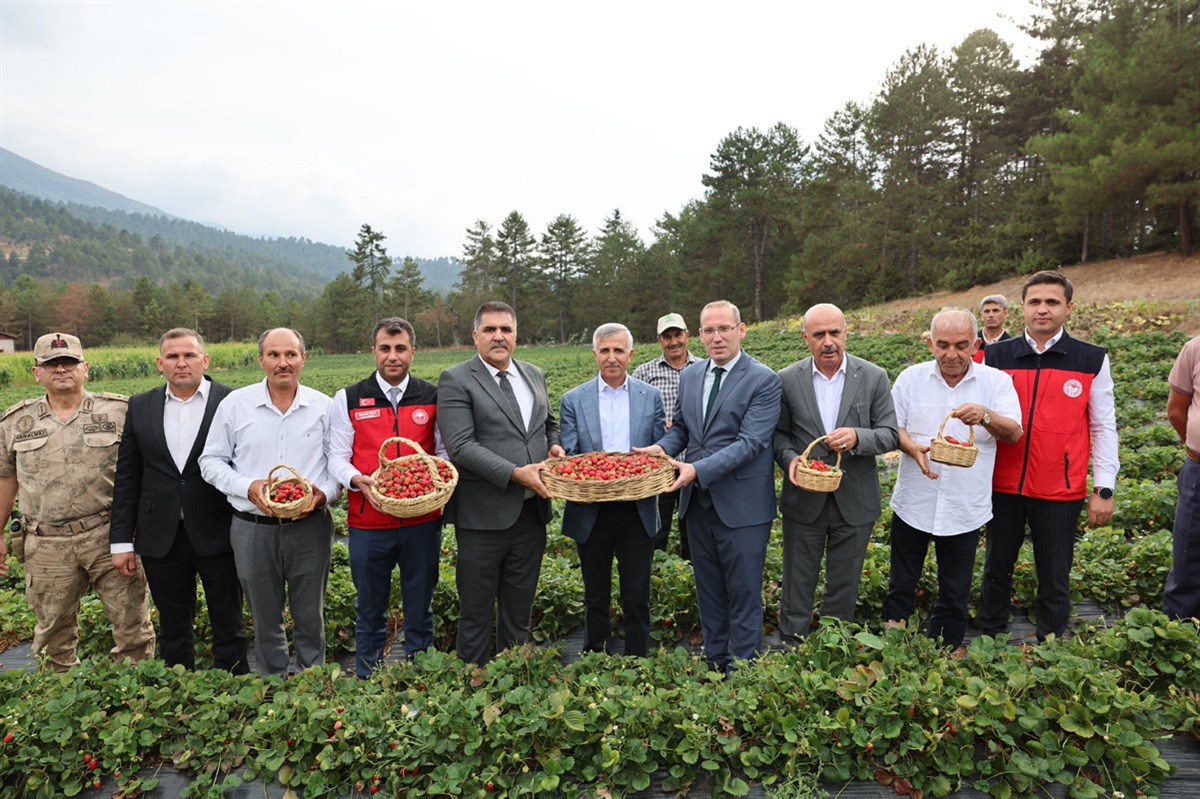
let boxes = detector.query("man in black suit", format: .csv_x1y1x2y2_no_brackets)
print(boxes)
110,328,248,672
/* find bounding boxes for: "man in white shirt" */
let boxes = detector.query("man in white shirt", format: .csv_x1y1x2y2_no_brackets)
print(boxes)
110,328,248,672
884,309,1022,649
199,328,340,675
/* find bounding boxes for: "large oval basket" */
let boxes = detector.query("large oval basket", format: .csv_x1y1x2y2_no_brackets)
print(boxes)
263,463,314,519
369,436,459,518
541,451,674,503
790,435,843,493
928,411,979,467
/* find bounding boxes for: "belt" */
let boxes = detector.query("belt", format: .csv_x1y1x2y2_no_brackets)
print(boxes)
32,510,110,537
233,510,301,526
1188,447,1199,464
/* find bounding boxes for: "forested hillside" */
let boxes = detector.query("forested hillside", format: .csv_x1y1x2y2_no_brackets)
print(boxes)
0,0,1194,354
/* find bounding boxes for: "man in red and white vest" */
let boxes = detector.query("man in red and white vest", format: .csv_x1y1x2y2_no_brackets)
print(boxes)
327,318,446,676
978,271,1119,642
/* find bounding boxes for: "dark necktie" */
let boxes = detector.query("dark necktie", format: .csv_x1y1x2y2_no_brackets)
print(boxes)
704,366,725,423
496,369,524,427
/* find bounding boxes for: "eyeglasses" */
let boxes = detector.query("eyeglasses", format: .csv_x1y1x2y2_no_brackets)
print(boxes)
39,359,81,371
699,325,737,337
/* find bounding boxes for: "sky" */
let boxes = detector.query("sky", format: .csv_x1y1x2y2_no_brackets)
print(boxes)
0,1,1037,259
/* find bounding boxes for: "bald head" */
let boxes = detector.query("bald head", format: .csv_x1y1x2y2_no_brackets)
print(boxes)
801,303,845,334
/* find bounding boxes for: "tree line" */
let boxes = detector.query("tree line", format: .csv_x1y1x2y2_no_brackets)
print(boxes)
1,0,1195,351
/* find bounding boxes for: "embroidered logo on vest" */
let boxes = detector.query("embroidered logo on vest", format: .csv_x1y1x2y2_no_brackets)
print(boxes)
411,408,430,425
359,397,376,407
1063,379,1083,398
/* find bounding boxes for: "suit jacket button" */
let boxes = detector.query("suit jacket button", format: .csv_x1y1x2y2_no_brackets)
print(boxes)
180,479,187,486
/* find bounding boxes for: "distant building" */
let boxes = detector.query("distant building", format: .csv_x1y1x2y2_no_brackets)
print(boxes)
0,332,15,354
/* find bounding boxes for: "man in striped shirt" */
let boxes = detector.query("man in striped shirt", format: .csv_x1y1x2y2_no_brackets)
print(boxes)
633,313,697,558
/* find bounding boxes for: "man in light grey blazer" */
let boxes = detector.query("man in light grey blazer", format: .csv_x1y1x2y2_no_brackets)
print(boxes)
560,323,666,657
774,303,898,641
641,300,782,674
437,301,565,665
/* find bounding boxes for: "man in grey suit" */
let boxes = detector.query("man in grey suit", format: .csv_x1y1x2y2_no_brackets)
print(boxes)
560,323,666,657
437,301,565,665
640,300,782,674
774,303,898,641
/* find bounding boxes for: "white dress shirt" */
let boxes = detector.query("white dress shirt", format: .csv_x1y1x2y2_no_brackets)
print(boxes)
702,352,742,423
199,380,340,513
1023,327,1119,490
811,355,848,435
890,360,1022,535
596,374,631,452
479,355,534,430
326,372,447,492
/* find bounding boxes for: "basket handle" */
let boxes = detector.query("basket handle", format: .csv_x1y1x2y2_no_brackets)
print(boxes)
267,463,307,487
936,411,976,445
375,436,451,490
795,434,842,477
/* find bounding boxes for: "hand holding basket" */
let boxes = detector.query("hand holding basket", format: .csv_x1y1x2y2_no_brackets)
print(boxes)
928,412,979,467
264,464,314,519
369,437,459,518
789,435,843,493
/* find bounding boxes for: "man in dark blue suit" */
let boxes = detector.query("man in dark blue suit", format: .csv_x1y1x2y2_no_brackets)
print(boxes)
110,328,248,672
640,300,782,673
560,323,666,657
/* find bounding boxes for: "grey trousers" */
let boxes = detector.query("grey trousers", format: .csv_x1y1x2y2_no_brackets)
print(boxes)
780,500,873,640
454,498,547,665
230,509,333,676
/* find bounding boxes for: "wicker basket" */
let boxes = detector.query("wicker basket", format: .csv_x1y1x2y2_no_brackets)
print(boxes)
369,436,459,518
928,412,979,467
541,451,674,503
263,464,313,519
790,435,843,493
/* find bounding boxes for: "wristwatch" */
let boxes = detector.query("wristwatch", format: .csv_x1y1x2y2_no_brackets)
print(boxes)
1093,486,1114,500
981,409,991,427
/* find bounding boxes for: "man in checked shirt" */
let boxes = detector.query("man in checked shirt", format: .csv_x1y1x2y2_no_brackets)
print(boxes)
633,312,697,558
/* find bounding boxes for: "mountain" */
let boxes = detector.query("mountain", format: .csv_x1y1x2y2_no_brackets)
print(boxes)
0,149,460,291
0,147,172,217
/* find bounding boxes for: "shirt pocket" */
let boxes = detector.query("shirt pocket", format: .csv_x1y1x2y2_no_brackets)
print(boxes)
905,404,946,446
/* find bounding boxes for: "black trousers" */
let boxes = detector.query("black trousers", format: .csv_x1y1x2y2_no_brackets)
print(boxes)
882,514,979,649
979,492,1084,640
652,489,690,559
141,521,248,673
577,501,654,656
455,499,546,665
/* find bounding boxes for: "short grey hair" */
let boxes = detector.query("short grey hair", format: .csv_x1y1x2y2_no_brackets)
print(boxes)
592,323,633,351
257,327,307,356
929,308,978,339
701,300,741,325
979,294,1008,310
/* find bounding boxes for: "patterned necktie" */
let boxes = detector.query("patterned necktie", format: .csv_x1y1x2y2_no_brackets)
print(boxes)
704,366,725,423
496,370,524,426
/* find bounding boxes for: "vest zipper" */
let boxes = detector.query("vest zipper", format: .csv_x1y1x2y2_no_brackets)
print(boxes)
1063,453,1071,489
1016,353,1042,495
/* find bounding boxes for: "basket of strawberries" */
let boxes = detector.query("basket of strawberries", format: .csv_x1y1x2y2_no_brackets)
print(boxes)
790,435,843,493
263,464,314,519
369,436,459,518
928,411,979,467
540,451,674,503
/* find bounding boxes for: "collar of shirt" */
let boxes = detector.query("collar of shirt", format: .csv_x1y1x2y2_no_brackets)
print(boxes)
253,378,310,413
1024,327,1064,353
165,377,210,404
478,353,515,379
657,352,696,370
811,354,848,382
710,351,741,375
597,373,629,395
929,360,979,388
375,371,410,398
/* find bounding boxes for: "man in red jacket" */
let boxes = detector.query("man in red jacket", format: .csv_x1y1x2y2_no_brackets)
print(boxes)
327,318,446,676
978,271,1118,642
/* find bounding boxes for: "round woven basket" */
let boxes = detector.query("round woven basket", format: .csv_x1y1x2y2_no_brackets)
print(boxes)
928,411,979,467
541,451,674,503
263,464,313,519
369,436,459,518
790,435,843,493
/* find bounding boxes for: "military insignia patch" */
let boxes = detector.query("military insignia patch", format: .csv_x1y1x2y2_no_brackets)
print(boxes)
16,415,33,433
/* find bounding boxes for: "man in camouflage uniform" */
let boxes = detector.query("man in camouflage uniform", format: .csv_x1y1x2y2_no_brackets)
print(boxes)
0,332,155,671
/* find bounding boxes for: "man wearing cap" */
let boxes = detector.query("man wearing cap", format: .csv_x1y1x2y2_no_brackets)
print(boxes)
973,294,1012,364
0,333,155,671
633,312,697,557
